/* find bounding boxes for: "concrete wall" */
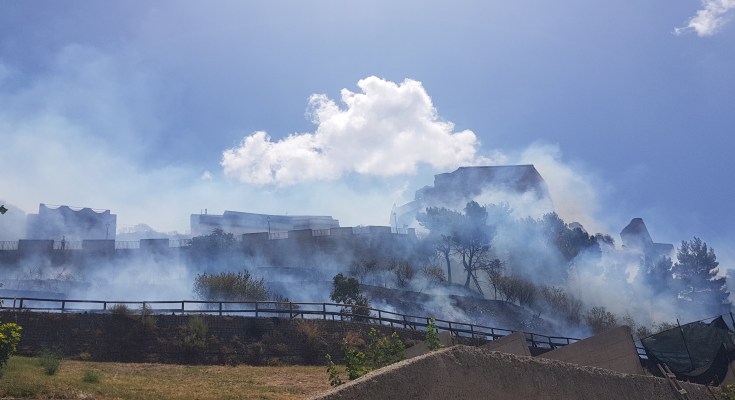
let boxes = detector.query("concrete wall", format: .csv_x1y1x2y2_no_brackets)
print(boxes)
538,325,644,375
311,345,719,400
405,332,454,359
481,331,531,357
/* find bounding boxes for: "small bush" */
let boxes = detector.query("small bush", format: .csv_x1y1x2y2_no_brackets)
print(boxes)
343,340,367,380
295,319,327,364
82,370,100,383
325,354,344,387
78,352,92,361
0,321,22,375
38,349,61,375
425,318,444,351
142,316,157,331
110,304,132,316
585,306,618,334
182,316,208,353
366,328,404,369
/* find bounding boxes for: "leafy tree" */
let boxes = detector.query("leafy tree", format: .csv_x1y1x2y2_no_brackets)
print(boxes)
418,201,501,294
643,256,674,295
542,213,600,262
331,273,371,320
453,201,496,293
672,237,730,315
189,228,242,270
417,207,462,283
193,271,270,302
494,274,537,306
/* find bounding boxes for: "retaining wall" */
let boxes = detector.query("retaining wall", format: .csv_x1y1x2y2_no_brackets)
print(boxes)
1,311,425,365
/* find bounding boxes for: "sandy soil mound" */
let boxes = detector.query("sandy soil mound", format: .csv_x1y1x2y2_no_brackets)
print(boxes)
311,345,720,400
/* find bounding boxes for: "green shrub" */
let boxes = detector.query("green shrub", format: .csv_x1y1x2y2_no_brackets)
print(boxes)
82,370,100,383
325,329,406,386
343,339,367,380
366,328,404,369
194,271,270,302
38,349,61,375
325,354,344,387
425,318,444,351
0,321,22,376
182,316,208,353
722,384,735,400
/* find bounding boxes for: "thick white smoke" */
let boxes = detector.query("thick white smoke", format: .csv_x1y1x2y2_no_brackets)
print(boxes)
221,76,483,185
519,143,604,234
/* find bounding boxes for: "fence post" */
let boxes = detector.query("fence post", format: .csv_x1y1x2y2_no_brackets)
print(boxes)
470,324,474,339
181,301,185,314
255,302,259,318
289,302,293,319
61,301,66,313
378,310,382,325
103,301,106,311
323,303,327,320
677,318,695,371
219,302,223,316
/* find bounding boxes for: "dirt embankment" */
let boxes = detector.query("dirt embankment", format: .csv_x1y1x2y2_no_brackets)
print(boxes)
311,345,721,400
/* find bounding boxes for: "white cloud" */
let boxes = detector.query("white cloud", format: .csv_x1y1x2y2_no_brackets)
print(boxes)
675,0,735,37
221,76,482,185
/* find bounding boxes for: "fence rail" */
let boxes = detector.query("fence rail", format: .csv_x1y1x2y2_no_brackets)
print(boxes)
0,296,580,350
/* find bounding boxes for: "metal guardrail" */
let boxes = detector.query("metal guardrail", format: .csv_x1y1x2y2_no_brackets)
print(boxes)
0,296,580,349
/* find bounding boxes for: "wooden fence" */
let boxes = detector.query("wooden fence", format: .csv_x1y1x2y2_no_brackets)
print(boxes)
1,296,580,350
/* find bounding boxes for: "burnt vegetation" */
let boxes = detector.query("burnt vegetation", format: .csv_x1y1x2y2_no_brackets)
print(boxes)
177,199,732,338
1,200,730,339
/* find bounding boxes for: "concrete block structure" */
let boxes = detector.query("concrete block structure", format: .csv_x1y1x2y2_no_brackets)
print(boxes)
190,210,339,237
538,325,644,375
405,331,454,359
481,331,531,357
392,165,553,228
26,203,116,241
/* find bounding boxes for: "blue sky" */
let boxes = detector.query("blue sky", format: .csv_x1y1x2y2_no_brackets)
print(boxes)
1,1,733,259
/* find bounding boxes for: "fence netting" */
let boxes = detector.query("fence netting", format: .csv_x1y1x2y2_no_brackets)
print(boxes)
642,316,735,384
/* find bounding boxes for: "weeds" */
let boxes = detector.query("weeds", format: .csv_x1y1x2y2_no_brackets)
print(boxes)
38,349,61,375
182,316,208,355
325,354,344,387
82,370,100,383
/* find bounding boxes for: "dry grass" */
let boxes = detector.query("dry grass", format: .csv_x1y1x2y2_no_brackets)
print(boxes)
0,356,335,400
